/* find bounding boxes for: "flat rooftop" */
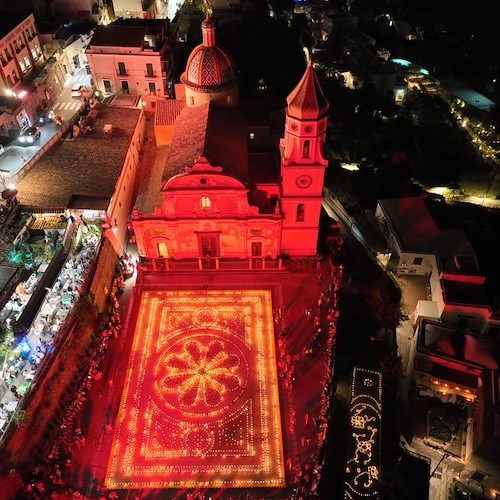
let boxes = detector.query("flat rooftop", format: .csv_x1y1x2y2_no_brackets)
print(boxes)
418,320,498,371
441,279,490,307
378,195,475,256
15,104,141,211
89,25,148,48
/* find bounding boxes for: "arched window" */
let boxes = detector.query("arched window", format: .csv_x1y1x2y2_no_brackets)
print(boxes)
302,140,310,158
190,96,195,106
200,196,211,210
296,204,305,222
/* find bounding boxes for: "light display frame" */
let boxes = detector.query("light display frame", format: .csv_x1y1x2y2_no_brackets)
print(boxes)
105,288,285,489
345,367,382,499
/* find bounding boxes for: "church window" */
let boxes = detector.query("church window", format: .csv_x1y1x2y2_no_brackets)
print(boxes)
302,140,310,158
190,96,195,105
227,96,232,104
296,204,305,222
200,196,211,210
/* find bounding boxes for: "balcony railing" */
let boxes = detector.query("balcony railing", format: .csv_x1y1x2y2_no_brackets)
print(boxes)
145,71,155,78
138,257,284,272
116,69,127,76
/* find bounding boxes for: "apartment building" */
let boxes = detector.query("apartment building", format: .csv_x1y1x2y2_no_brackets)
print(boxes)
85,19,173,108
0,12,43,91
411,319,498,461
376,194,500,336
0,12,44,135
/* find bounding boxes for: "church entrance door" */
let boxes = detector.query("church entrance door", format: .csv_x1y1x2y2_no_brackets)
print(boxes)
198,233,219,269
251,241,263,269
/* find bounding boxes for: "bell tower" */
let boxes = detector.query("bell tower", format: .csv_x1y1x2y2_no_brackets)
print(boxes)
279,62,329,256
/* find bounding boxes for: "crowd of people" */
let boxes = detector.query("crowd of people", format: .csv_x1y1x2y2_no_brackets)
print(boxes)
24,272,124,498
1,230,101,439
18,233,344,499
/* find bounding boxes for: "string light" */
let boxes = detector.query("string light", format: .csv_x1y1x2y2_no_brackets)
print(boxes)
345,368,382,498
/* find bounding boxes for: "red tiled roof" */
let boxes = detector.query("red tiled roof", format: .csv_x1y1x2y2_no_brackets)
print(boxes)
162,101,247,182
135,146,169,214
154,100,186,127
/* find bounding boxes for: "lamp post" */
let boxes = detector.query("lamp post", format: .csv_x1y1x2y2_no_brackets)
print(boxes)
0,170,18,209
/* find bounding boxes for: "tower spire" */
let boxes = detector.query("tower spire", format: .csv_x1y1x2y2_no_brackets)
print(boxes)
286,64,329,120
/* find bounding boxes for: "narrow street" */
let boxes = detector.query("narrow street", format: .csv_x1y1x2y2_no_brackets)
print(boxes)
0,67,91,178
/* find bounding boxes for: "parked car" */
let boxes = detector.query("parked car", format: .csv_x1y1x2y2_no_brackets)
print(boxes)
18,126,41,145
71,84,83,98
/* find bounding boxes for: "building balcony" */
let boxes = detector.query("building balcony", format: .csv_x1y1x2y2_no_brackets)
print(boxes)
0,58,7,67
117,70,128,76
145,71,156,78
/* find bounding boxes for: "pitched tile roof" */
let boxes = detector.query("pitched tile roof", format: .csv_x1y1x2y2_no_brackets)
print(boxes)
162,101,247,182
154,100,186,127
134,146,169,214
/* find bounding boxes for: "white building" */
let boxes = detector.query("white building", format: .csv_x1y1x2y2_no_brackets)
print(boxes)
86,20,173,106
376,194,500,336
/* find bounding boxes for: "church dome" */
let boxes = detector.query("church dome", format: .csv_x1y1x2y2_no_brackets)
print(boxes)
182,16,236,91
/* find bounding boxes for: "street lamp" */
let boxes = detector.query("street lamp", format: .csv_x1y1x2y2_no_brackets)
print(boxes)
0,169,18,207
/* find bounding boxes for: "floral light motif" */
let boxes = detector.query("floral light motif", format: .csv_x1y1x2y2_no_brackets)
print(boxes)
162,339,240,408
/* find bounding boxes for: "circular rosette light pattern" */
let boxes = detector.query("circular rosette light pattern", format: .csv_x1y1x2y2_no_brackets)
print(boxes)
156,334,249,416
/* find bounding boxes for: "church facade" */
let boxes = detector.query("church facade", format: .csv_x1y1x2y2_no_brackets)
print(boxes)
131,17,329,262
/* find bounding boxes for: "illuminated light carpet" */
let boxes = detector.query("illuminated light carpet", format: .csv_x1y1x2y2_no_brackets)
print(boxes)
105,288,284,489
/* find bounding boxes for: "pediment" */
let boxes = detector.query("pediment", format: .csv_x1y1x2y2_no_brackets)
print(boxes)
185,156,222,174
